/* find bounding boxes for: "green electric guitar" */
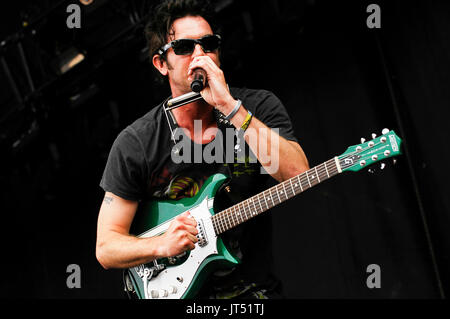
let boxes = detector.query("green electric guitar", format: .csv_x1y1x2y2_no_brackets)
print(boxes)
124,129,402,299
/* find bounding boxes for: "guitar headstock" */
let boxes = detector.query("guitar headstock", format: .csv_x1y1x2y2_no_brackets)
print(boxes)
339,128,402,173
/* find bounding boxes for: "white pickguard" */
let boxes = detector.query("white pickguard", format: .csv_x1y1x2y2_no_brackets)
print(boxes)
137,196,219,299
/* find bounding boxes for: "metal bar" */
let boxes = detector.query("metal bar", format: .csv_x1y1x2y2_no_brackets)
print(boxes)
17,41,35,92
0,55,24,106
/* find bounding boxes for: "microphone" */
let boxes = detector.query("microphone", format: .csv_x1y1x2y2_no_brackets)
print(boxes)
190,68,206,92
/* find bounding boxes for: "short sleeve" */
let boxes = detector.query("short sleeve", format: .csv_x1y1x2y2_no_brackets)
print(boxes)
252,90,298,143
99,128,147,201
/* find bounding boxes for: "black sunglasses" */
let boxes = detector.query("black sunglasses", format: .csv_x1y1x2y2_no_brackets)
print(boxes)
158,34,221,56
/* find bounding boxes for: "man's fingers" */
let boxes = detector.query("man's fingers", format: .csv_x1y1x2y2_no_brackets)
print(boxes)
188,56,219,77
188,232,198,241
177,211,197,227
187,233,198,244
185,225,198,236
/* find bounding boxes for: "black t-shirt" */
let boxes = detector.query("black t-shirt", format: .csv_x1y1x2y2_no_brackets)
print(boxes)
100,87,298,297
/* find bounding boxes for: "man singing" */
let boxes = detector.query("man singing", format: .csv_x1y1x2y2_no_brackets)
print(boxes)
96,0,309,299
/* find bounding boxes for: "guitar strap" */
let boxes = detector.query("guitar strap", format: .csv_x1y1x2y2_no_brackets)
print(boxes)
213,108,244,203
214,109,247,263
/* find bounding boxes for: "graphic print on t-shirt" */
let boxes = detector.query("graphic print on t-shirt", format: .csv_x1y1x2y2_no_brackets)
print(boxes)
150,165,213,200
154,174,201,199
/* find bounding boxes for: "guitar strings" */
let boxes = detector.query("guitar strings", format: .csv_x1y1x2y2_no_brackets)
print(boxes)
338,139,388,170
211,138,391,234
214,173,334,233
212,158,339,234
213,159,338,233
213,143,364,232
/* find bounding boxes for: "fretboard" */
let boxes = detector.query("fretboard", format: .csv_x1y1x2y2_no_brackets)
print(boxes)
211,157,341,235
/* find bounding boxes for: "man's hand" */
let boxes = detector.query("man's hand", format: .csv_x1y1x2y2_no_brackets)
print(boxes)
96,194,199,269
156,211,198,258
187,56,235,114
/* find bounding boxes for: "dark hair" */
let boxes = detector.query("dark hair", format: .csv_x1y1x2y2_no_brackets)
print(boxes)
144,0,219,60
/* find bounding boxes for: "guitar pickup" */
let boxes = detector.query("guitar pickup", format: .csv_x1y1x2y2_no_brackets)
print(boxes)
196,219,208,247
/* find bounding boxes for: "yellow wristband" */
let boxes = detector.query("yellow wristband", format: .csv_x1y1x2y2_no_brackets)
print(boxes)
240,110,253,131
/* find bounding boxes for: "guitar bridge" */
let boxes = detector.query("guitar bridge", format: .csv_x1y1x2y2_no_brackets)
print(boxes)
134,260,165,279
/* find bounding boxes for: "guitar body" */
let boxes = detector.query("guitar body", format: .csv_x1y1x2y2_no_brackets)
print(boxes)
122,129,402,299
126,173,240,299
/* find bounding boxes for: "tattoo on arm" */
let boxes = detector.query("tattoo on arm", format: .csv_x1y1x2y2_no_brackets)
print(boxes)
103,196,113,205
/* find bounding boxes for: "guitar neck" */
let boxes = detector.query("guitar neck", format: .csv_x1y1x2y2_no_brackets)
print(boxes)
211,157,342,235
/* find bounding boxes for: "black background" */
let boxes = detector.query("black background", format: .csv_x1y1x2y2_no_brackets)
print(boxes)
0,0,449,299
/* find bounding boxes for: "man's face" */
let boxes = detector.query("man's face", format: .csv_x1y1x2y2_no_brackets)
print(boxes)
157,16,220,96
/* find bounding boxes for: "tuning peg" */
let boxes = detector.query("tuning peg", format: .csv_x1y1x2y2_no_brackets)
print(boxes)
392,159,397,165
380,163,386,170
368,168,375,174
382,128,390,135
361,138,366,143
371,133,377,139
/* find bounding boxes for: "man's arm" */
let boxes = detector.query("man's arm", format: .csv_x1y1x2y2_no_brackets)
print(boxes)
230,107,309,182
96,192,198,269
